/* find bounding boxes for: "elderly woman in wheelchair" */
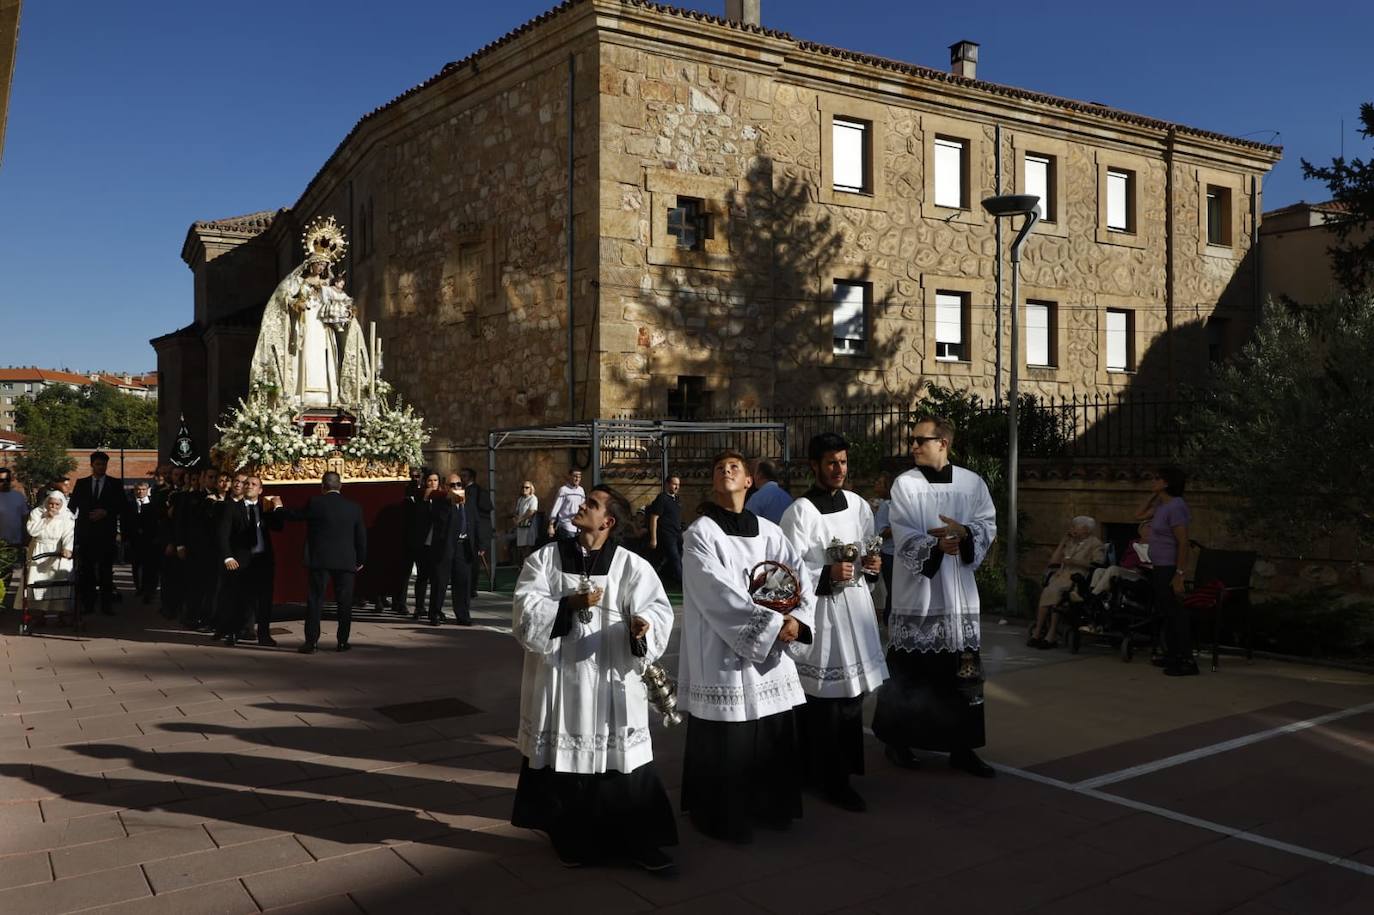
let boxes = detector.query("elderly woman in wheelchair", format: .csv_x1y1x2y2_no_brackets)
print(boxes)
1028,515,1105,649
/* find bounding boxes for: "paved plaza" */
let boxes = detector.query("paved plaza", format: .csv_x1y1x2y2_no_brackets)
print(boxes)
2,571,1373,914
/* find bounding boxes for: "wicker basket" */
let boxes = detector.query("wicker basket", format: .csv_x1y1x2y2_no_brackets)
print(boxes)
747,560,801,613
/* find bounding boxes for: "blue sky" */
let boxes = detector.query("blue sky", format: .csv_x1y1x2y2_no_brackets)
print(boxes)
0,0,1368,374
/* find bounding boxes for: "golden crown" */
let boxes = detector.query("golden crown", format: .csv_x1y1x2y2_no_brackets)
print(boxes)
301,215,348,264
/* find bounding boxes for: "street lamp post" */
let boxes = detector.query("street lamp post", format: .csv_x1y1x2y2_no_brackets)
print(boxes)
110,426,132,482
980,194,1040,619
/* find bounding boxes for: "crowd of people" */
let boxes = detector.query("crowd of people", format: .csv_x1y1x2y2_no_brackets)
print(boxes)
510,415,1000,872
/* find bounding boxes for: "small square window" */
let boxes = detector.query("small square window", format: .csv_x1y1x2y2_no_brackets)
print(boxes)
1024,154,1054,222
833,281,868,355
1206,185,1232,246
1106,308,1134,371
935,291,968,361
666,197,713,251
1106,169,1134,233
934,138,966,209
832,118,870,194
668,375,712,420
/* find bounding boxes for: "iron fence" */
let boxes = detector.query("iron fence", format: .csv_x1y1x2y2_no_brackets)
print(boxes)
613,393,1193,468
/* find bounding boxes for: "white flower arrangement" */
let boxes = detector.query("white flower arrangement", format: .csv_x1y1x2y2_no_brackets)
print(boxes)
342,394,429,466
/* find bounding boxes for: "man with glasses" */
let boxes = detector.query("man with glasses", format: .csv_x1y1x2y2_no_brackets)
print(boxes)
872,415,998,779
427,473,477,626
0,468,28,608
220,475,283,646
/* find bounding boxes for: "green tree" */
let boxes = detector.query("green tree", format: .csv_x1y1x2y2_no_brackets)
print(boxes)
13,424,77,502
1301,102,1374,296
15,383,156,449
1187,294,1374,549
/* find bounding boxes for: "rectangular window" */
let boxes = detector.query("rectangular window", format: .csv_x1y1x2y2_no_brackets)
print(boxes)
1024,154,1054,222
1025,300,1054,367
1206,316,1230,363
832,281,867,355
1206,185,1232,246
667,196,712,251
1106,169,1133,232
935,291,968,361
933,137,966,209
1106,308,1133,371
832,118,869,193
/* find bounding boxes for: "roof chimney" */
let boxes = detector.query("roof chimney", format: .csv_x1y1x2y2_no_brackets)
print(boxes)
949,40,979,79
725,0,761,27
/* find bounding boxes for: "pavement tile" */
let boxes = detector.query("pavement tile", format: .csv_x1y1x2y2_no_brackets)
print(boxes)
143,835,315,893
261,894,366,914
81,878,260,915
467,879,654,915
0,863,150,914
0,850,51,891
50,823,217,879
293,813,455,860
650,893,770,915
40,779,186,821
241,847,419,910
118,790,267,836
204,799,359,848
0,811,126,856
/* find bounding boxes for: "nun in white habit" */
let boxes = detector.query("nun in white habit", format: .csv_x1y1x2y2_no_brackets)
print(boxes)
511,484,677,872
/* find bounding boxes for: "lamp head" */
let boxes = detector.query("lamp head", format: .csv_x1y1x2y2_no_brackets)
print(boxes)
981,194,1042,218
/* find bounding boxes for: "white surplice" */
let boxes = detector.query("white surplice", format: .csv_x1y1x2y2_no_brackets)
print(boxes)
513,541,673,775
780,491,889,698
888,466,998,654
679,510,817,722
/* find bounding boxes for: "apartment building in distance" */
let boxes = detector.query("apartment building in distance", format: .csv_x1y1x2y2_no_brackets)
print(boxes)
0,368,157,432
157,0,1281,458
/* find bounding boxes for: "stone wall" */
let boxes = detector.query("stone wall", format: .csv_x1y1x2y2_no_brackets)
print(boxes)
591,9,1276,417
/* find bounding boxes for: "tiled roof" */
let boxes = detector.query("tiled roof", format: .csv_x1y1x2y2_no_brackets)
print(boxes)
1262,199,1350,218
288,0,1280,211
0,367,92,386
190,209,281,237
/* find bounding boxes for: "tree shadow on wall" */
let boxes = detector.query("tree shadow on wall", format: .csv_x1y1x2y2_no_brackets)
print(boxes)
610,155,921,468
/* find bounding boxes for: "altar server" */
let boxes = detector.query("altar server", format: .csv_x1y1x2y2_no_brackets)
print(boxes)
779,432,888,811
872,416,998,778
679,450,816,842
511,484,677,872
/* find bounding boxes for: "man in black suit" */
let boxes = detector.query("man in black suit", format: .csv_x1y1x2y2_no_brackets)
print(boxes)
219,473,284,647
124,481,160,602
428,472,477,626
69,451,129,616
394,469,439,618
276,471,367,653
175,468,221,630
459,467,493,597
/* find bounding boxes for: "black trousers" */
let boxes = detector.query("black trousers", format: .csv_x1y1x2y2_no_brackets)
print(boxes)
658,536,682,584
223,554,274,640
160,549,183,619
306,568,355,646
393,544,430,613
428,544,471,624
681,711,803,842
183,547,218,625
76,540,117,613
796,694,866,791
1153,565,1192,663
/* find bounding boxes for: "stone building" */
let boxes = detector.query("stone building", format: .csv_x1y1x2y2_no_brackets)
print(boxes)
158,0,1281,462
1259,199,1368,307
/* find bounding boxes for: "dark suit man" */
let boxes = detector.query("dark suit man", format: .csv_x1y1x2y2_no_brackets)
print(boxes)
278,472,367,653
219,473,284,647
69,451,129,616
156,466,188,620
394,470,439,618
428,473,477,626
124,481,160,601
175,468,222,629
459,467,493,597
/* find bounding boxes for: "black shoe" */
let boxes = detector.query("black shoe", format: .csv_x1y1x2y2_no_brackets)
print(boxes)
454,619,473,627
394,604,409,615
223,634,237,647
949,749,996,778
884,744,922,770
298,643,316,654
825,784,867,812
257,636,278,647
1150,654,1169,668
1164,661,1199,677
1026,635,1043,648
632,847,676,873
337,642,351,652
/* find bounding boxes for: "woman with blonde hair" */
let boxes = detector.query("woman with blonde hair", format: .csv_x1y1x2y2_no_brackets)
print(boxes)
512,480,539,565
25,490,76,621
1028,515,1104,649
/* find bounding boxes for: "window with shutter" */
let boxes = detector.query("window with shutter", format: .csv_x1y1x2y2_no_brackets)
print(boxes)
1026,300,1053,366
934,138,965,209
1024,154,1052,222
832,281,867,355
935,291,967,361
832,119,868,193
1106,309,1131,371
1107,169,1131,232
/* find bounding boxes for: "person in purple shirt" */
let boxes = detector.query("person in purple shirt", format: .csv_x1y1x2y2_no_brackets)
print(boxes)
1137,465,1194,676
744,460,793,524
